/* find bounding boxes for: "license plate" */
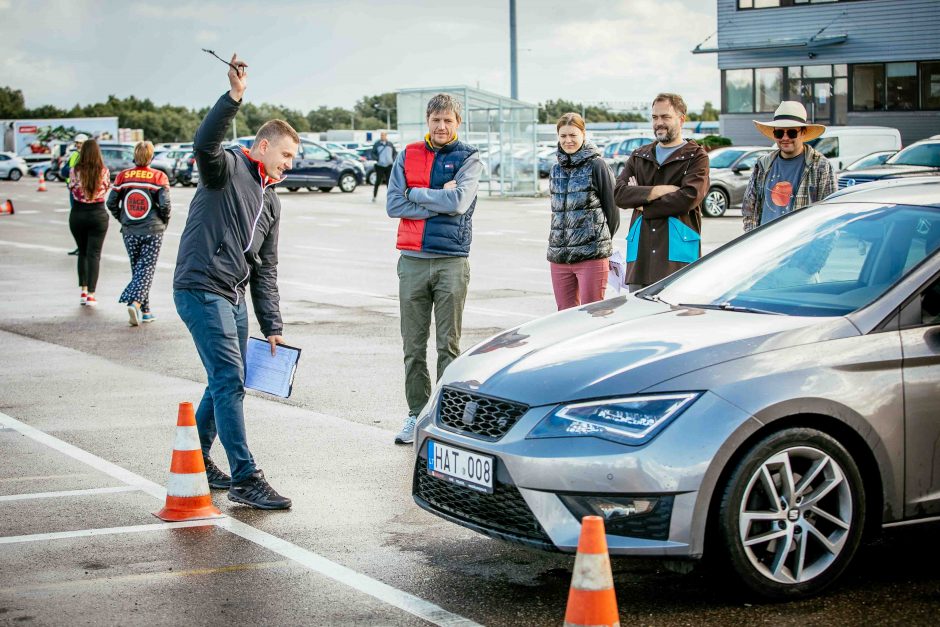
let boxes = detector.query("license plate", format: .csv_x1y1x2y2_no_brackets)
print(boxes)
427,440,494,494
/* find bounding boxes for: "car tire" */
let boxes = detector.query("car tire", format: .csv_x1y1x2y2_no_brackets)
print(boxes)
717,427,866,600
46,170,58,182
367,171,377,186
318,187,334,193
9,169,22,181
287,187,300,192
704,188,729,218
306,187,316,192
339,173,357,193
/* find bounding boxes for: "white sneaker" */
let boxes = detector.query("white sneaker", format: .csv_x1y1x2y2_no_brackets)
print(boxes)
394,415,417,445
127,303,141,327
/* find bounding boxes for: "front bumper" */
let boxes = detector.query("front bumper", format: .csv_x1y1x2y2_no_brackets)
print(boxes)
412,388,753,556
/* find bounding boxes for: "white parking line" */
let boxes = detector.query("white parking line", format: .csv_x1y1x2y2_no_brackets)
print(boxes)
0,486,140,502
54,208,70,213
0,411,481,627
0,520,215,545
12,209,38,214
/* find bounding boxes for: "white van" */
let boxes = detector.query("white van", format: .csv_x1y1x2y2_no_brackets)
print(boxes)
807,126,902,172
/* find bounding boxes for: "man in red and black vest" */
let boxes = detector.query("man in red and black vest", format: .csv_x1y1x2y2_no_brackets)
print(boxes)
386,93,482,445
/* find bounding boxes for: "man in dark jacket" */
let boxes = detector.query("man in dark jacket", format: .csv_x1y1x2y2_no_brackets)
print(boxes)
614,93,709,290
173,54,299,510
370,131,397,202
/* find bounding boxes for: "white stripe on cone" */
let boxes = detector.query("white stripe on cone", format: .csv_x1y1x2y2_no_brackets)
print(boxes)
570,553,614,591
166,472,211,498
173,426,200,451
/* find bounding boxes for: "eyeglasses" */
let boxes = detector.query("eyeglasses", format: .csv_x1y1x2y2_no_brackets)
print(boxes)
773,128,804,140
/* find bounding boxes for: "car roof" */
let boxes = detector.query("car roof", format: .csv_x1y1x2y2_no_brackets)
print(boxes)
709,146,770,152
822,177,940,207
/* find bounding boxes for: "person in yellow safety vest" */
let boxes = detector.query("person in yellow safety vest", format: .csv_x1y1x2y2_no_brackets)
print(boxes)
66,134,89,256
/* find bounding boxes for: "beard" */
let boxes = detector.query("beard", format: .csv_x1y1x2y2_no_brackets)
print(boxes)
655,126,676,143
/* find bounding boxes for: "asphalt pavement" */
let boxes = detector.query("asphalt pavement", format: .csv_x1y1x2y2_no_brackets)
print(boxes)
0,179,937,626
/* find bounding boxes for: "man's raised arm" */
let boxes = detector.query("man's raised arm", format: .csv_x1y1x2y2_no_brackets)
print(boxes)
193,53,248,189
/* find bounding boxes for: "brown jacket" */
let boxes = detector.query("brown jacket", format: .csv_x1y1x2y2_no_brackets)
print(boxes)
614,140,709,286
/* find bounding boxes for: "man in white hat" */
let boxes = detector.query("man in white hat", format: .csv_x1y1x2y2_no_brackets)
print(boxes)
741,101,835,232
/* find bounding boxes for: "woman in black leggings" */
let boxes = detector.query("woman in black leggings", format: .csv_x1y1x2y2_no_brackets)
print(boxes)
68,139,111,306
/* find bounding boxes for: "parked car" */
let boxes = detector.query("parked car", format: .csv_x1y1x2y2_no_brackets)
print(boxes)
97,143,136,181
838,139,940,190
807,126,902,172
234,136,365,192
412,179,940,600
704,146,774,217
173,151,198,187
283,140,364,193
150,150,179,185
843,150,896,172
27,160,52,179
604,135,656,177
0,152,29,181
354,146,381,185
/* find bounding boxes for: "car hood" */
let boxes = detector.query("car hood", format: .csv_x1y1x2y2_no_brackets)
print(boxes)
842,164,939,178
442,295,858,406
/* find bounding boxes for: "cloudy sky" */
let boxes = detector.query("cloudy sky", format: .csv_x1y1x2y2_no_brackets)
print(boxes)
0,0,719,113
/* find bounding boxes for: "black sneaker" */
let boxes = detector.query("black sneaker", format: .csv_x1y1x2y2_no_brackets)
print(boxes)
228,470,292,510
203,456,231,490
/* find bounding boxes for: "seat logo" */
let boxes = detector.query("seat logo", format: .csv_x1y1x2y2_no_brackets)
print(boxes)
788,509,800,522
462,401,479,425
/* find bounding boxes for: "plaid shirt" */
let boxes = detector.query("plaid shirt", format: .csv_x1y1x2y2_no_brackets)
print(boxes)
741,145,835,233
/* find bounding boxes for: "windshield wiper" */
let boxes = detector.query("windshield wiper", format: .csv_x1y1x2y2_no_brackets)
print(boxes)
677,302,783,315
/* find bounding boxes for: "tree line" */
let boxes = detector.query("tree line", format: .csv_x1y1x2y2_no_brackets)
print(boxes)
1,86,717,144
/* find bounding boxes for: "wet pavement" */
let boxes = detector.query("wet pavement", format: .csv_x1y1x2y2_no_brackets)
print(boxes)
0,180,937,625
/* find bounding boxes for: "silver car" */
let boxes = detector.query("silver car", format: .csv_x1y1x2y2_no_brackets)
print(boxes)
0,152,29,181
704,146,772,218
412,180,940,599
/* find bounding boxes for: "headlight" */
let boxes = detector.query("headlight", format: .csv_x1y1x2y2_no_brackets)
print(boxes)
527,393,700,446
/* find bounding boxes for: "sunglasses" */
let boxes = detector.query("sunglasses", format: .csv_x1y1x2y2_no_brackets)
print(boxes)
773,128,804,140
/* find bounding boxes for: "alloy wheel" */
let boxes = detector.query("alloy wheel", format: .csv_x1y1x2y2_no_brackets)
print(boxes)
704,188,728,217
738,445,853,586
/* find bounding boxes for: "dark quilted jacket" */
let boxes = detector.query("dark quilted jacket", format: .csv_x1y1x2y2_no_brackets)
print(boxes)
547,143,612,264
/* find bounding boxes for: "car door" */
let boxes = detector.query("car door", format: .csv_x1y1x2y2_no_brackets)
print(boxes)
300,141,333,185
0,154,10,177
727,150,769,205
900,251,940,518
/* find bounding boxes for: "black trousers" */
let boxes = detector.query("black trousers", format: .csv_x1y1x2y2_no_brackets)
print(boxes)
373,165,392,198
69,202,109,291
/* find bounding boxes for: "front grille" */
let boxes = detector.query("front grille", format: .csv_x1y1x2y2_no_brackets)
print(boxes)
413,461,551,544
838,176,874,189
437,387,528,441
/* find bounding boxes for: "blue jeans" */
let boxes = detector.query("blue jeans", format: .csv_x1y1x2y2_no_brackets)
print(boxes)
174,288,256,483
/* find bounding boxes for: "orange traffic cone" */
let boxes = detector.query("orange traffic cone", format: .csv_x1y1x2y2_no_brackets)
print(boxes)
36,173,47,192
564,516,620,627
0,199,12,215
154,402,224,522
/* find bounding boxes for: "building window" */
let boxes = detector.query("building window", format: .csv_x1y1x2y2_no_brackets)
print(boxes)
922,62,940,110
886,62,917,110
739,0,868,8
756,68,783,112
725,69,754,113
852,64,885,111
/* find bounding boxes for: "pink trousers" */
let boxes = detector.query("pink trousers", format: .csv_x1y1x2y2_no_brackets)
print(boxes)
550,258,609,310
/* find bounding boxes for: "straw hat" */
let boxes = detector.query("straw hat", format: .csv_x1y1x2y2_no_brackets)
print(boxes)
753,101,826,142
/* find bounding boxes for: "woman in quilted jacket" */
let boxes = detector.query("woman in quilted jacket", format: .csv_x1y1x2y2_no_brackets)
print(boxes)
547,113,619,310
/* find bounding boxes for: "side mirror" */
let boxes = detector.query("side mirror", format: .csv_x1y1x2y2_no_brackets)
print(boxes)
732,164,751,173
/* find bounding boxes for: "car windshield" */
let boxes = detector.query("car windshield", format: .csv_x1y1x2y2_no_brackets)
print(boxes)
846,152,892,171
708,149,747,169
885,143,940,167
653,203,940,317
